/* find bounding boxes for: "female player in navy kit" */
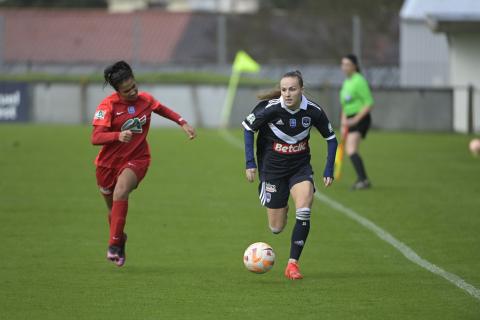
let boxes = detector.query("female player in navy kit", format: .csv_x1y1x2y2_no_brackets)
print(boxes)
242,71,337,279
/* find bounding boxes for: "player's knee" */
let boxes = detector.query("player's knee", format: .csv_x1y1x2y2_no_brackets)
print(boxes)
294,196,313,210
346,146,356,156
296,208,311,221
269,224,285,234
113,184,131,200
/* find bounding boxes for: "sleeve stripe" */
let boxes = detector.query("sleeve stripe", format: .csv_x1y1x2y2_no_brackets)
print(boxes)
242,121,254,131
325,134,336,141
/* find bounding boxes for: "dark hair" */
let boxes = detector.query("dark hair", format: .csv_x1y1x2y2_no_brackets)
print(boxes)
344,54,361,73
257,70,304,100
103,60,134,91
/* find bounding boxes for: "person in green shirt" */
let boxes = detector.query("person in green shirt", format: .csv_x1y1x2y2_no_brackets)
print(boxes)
340,54,373,190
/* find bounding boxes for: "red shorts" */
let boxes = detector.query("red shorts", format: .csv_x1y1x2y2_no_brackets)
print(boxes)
96,159,150,195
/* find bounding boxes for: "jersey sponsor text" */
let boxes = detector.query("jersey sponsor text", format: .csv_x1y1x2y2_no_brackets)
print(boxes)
273,140,308,154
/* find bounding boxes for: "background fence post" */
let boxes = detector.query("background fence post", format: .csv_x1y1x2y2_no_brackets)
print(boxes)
352,15,362,62
467,84,474,134
0,15,4,70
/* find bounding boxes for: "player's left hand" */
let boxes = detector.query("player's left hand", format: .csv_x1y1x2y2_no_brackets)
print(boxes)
323,177,334,187
182,123,196,140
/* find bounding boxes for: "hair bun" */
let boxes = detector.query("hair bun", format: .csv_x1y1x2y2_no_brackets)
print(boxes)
103,60,134,90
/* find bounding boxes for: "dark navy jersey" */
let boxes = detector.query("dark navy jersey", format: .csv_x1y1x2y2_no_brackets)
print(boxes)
242,95,336,179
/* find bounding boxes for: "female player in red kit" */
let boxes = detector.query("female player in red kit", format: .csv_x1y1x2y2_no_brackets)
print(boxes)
91,61,196,267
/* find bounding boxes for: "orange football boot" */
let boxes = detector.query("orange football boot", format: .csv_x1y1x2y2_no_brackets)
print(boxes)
285,261,303,280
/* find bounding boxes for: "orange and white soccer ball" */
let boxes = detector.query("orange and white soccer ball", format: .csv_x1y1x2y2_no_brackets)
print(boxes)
243,242,275,274
469,138,480,157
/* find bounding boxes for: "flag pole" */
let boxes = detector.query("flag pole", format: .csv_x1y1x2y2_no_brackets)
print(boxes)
220,70,241,128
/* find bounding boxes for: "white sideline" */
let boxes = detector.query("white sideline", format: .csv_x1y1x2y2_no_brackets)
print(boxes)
219,129,244,149
314,191,480,301
219,129,480,301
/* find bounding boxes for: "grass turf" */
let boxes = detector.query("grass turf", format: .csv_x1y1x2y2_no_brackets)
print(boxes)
0,125,479,319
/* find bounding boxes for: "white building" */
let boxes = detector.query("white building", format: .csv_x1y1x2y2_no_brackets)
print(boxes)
107,0,148,12
164,0,258,13
108,0,259,13
428,13,480,133
400,0,480,132
400,0,450,87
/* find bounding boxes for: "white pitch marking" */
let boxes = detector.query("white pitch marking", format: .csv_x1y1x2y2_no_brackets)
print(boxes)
218,128,480,302
314,191,480,301
219,129,244,149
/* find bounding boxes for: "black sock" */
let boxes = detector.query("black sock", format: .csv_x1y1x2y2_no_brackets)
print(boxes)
290,208,311,261
350,153,368,181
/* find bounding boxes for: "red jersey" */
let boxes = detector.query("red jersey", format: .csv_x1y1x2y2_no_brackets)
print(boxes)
92,91,186,168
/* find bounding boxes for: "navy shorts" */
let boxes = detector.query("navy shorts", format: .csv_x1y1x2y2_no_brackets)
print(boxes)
258,166,314,209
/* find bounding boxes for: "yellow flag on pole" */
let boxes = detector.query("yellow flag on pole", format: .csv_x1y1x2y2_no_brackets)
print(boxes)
220,50,260,127
232,50,260,73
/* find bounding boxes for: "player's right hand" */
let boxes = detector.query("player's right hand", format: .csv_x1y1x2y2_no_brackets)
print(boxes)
119,130,133,143
245,168,256,183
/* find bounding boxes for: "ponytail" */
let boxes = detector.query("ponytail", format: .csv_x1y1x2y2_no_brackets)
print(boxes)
256,70,304,101
257,87,281,100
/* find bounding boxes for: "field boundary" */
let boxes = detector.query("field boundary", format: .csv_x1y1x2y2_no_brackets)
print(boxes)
314,191,480,301
219,129,480,302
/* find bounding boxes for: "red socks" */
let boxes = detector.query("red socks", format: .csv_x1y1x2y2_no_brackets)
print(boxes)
109,200,128,246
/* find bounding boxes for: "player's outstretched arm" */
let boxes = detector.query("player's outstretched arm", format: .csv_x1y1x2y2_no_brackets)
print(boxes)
181,123,196,140
152,102,195,140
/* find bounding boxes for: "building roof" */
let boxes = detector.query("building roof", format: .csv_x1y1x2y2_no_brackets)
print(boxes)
0,9,191,64
427,13,480,32
401,0,480,21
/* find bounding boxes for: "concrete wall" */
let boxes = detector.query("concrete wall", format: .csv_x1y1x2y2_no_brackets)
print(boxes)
218,86,455,132
82,83,227,128
2,82,460,132
33,83,83,124
369,88,452,131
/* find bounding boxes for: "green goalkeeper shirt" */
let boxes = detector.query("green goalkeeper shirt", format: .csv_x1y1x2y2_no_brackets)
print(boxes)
340,72,374,116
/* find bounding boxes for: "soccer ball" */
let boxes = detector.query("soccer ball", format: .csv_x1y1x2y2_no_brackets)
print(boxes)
243,242,275,274
469,138,480,157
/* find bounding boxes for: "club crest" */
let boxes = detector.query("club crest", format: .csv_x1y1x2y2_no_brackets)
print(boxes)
128,106,136,115
302,117,311,128
265,192,271,203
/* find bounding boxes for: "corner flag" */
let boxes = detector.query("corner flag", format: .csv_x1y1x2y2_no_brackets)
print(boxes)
232,51,260,73
220,50,260,128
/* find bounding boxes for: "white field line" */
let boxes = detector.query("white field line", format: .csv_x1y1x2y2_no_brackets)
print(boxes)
219,129,244,149
219,129,480,301
314,191,480,301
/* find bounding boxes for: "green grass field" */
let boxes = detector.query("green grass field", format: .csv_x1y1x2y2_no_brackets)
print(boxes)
1,125,479,319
